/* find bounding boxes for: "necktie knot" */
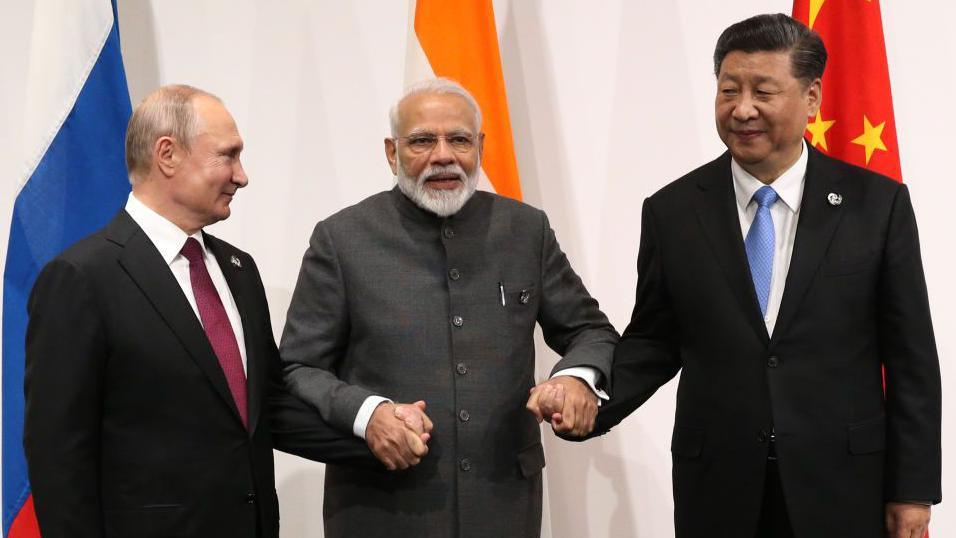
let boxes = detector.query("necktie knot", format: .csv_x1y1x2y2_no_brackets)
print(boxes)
753,185,779,209
181,237,204,265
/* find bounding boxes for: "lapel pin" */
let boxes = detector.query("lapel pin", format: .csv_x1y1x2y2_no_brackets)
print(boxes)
827,193,843,206
519,290,531,305
230,255,242,268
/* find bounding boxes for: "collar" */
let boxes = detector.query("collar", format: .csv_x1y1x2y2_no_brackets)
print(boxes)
125,193,206,265
732,139,808,214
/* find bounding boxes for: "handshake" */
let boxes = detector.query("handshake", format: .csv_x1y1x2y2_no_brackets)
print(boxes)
366,376,598,470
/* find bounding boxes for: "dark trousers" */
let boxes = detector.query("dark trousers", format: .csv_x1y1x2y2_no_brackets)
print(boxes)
756,457,795,538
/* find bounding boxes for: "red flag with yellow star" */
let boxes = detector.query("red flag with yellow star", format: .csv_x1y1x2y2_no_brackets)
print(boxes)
794,0,902,182
793,4,931,537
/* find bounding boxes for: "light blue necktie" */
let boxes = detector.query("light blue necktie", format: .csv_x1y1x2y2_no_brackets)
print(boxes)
745,186,779,317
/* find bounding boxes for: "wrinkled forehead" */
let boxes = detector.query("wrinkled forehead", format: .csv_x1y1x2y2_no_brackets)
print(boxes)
397,92,478,134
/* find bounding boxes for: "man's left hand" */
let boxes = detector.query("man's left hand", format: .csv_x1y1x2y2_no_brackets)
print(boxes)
526,376,598,437
394,400,433,444
885,502,930,538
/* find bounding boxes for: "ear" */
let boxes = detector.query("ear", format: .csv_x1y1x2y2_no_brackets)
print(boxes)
154,136,180,178
384,137,398,175
806,78,822,117
477,132,485,160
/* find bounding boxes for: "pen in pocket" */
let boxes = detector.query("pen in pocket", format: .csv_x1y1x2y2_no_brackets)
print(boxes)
499,282,506,306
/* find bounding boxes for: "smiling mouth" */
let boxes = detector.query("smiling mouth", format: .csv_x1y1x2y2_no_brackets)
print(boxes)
733,130,764,141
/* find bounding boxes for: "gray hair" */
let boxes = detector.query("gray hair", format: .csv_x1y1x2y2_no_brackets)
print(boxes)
388,77,482,137
125,84,222,183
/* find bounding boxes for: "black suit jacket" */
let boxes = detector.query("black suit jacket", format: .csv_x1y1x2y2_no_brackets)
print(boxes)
24,211,374,538
595,147,941,538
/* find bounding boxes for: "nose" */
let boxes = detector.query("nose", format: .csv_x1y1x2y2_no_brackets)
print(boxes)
429,137,456,165
232,157,249,188
732,93,759,122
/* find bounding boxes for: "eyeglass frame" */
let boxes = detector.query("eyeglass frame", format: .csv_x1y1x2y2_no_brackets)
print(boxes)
392,131,484,155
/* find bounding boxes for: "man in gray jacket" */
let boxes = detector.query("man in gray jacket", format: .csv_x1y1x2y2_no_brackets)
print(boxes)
280,78,617,537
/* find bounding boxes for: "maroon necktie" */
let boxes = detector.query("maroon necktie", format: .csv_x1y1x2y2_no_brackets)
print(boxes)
181,237,248,428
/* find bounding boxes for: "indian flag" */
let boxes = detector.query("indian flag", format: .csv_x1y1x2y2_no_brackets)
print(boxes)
405,0,523,201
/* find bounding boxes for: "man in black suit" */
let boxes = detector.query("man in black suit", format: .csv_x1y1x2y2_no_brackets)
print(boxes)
589,14,941,538
22,85,422,538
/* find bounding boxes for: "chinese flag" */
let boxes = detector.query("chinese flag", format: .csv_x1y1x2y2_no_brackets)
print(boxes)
793,0,902,182
792,3,929,537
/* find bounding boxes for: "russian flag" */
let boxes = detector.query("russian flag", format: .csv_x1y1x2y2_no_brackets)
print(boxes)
2,1,131,535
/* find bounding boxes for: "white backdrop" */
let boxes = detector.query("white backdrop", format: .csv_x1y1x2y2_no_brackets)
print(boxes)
1,1,953,536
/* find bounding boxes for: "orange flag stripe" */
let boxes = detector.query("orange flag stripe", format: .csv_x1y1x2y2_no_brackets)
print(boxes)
414,0,522,200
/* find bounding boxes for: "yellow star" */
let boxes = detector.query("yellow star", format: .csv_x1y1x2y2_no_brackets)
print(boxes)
809,0,826,29
806,110,835,151
850,115,888,165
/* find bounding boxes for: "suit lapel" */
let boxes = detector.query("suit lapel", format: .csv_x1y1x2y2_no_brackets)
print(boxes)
205,234,263,436
770,148,850,345
109,212,246,429
694,154,770,343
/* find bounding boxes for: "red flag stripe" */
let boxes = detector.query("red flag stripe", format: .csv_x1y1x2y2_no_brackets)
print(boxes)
8,495,40,538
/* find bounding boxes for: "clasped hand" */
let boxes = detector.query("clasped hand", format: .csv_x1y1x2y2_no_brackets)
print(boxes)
525,376,598,437
366,400,433,471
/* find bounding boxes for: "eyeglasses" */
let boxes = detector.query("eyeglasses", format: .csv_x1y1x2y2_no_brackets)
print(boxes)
396,133,478,154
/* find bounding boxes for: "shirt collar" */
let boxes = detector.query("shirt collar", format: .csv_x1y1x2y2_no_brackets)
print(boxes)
731,140,808,214
125,193,206,265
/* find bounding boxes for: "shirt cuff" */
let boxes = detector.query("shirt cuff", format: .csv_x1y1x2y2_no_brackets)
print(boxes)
352,395,391,439
551,367,609,404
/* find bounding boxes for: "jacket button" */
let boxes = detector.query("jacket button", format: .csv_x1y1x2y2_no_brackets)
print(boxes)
767,356,779,368
456,362,467,375
757,430,769,443
246,492,256,504
452,315,464,327
449,268,461,280
443,226,455,239
459,409,470,422
460,458,472,471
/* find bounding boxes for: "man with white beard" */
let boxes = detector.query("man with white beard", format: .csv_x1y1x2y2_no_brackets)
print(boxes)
279,78,618,538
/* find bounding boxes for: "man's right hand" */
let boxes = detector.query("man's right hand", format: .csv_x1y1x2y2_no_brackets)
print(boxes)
366,401,433,470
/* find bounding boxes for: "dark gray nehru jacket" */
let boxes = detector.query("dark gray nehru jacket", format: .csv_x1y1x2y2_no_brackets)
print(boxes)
280,186,617,537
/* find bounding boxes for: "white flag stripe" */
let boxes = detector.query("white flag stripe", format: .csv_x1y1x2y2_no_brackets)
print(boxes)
21,0,114,195
401,0,434,91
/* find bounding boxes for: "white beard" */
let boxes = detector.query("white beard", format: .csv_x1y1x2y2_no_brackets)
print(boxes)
395,158,479,217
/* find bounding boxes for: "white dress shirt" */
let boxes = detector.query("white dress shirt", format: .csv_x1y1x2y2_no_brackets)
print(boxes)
731,141,808,336
125,193,248,373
